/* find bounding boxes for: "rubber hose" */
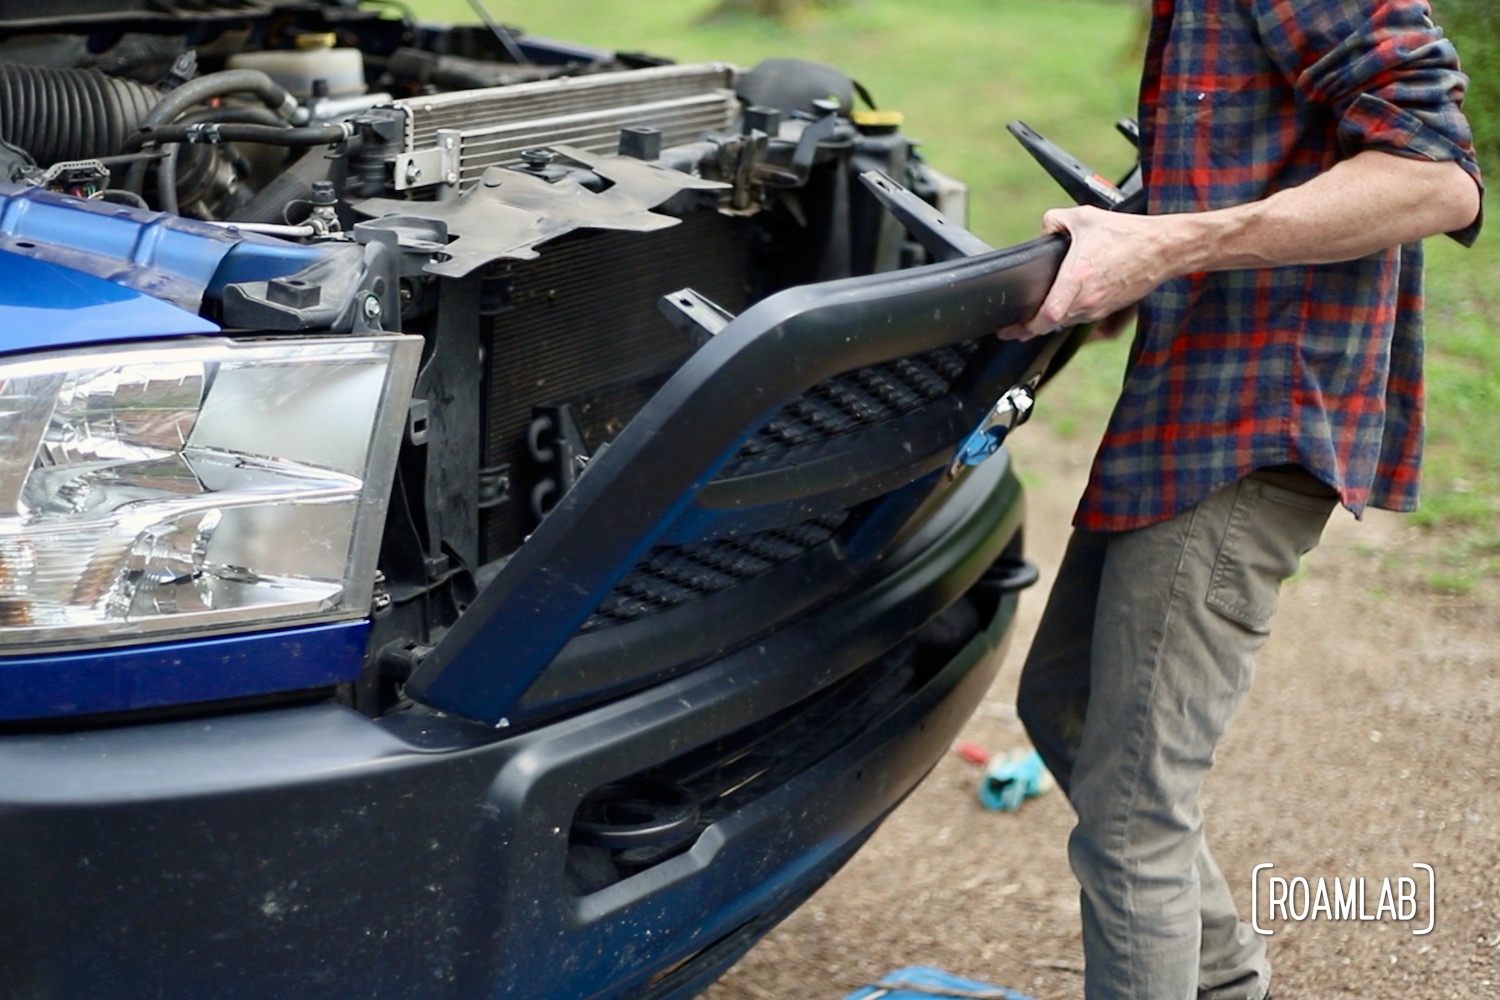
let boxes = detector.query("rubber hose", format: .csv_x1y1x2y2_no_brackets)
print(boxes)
123,122,347,151
124,68,295,194
0,63,159,164
202,107,286,128
136,69,294,132
158,142,180,214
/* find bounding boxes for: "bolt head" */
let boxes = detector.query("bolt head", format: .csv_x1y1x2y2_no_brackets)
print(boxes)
520,148,557,169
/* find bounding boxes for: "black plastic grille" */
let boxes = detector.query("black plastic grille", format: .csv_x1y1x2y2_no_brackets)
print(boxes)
580,511,849,632
719,341,979,477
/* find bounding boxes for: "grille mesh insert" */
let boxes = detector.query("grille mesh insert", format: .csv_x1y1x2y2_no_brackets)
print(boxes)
581,511,849,632
719,341,979,477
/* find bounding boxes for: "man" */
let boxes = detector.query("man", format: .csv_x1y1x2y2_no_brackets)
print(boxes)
999,1,1482,998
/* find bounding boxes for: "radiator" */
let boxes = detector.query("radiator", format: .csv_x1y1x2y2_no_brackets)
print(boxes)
480,211,754,561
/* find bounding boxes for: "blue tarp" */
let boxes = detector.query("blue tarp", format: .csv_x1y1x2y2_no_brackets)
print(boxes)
842,965,1037,1000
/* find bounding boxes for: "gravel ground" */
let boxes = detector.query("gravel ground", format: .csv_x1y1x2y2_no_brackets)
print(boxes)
704,421,1500,1000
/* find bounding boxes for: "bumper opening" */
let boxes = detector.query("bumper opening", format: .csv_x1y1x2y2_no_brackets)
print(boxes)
565,577,1010,897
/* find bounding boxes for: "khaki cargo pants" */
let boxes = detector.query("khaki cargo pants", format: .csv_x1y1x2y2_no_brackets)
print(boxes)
1017,468,1338,1000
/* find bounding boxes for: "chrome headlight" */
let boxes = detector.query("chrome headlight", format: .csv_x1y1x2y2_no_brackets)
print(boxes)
0,336,420,651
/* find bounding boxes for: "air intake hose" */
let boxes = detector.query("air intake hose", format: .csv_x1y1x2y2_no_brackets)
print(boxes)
0,63,160,164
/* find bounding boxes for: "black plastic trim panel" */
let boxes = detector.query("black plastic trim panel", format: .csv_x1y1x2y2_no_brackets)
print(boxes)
409,235,1066,725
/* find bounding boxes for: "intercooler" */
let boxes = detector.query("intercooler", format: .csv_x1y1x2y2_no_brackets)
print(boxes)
392,63,739,191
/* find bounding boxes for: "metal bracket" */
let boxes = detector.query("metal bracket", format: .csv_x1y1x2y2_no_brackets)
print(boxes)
858,170,994,262
393,129,462,191
758,108,839,190
659,288,736,347
949,382,1037,477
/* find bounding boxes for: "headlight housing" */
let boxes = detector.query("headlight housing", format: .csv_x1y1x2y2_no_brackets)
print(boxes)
0,336,420,652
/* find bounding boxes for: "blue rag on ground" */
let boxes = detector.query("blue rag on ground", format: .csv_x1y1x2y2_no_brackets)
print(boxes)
841,965,1037,1000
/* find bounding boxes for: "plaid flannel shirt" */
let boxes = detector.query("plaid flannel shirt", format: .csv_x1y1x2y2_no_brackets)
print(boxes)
1076,0,1483,532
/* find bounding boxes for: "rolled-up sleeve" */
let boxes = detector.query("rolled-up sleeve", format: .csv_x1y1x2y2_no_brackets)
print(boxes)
1248,0,1483,243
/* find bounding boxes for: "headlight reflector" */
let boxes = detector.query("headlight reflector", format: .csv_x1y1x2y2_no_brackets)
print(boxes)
0,336,419,650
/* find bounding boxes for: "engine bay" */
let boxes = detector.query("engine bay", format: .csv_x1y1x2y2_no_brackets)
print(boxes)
0,0,979,718
0,1,930,251
0,0,653,215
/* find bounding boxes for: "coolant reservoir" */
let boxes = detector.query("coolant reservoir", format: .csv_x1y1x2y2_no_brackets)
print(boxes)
228,34,366,99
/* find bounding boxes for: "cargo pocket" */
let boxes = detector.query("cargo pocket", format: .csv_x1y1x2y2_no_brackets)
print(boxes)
1205,476,1336,633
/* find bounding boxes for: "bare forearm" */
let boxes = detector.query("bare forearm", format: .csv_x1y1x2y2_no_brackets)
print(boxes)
1170,151,1481,272
1004,150,1481,339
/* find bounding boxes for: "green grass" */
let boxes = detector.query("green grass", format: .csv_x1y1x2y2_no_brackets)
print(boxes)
411,0,1498,583
1441,0,1500,166
1418,234,1500,588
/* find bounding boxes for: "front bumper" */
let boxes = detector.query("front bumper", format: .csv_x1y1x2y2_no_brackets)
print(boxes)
0,454,1028,1000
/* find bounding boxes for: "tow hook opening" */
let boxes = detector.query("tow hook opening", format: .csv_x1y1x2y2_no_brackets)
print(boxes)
980,553,1040,596
568,780,703,894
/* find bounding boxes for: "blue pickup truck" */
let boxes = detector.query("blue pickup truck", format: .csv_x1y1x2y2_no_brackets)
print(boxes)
0,2,1077,997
